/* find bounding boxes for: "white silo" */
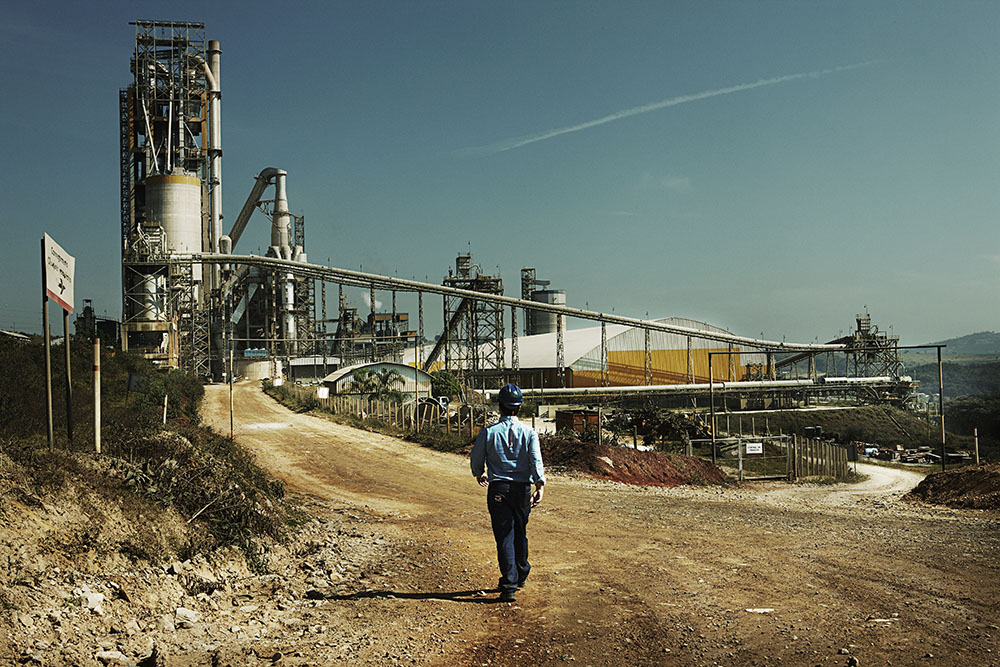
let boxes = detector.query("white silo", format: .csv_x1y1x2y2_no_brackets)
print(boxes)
144,173,204,282
529,289,566,335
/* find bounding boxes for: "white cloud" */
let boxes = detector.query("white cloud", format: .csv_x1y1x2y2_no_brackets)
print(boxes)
636,172,693,192
460,61,881,155
661,176,692,192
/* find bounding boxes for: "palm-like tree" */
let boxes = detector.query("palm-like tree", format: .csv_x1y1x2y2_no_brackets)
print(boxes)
350,367,406,403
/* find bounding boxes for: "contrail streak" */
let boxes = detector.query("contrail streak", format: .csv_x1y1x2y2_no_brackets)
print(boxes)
461,61,879,155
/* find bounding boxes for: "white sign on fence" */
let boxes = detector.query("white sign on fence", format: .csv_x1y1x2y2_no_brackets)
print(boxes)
745,442,763,455
317,386,329,399
43,233,75,313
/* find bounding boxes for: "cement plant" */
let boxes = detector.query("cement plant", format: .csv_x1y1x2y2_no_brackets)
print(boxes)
3,16,998,667
104,20,920,418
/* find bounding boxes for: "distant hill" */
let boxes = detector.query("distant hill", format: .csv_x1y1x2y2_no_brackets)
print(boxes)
925,332,1000,355
910,361,1000,399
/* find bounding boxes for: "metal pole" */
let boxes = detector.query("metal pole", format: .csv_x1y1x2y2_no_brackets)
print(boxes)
413,331,419,432
709,354,716,465
229,348,235,439
556,314,565,387
321,280,327,376
63,309,73,445
644,328,651,385
687,336,693,383
601,321,608,387
41,241,54,448
442,295,449,372
974,427,980,465
369,284,376,361
511,306,519,374
937,346,946,471
93,338,100,454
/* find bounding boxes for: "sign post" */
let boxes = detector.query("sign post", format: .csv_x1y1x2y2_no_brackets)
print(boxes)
41,234,76,447
64,308,73,444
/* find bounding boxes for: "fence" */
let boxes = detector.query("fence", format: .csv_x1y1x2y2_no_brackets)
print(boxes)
695,436,790,481
790,434,849,480
693,433,850,482
278,384,488,439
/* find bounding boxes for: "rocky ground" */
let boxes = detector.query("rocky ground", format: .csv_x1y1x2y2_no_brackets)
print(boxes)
2,382,999,666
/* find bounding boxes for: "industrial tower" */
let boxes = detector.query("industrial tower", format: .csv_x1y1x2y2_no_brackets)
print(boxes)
119,21,220,375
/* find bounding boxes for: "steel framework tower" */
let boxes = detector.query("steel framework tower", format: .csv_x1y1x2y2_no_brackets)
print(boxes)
120,20,218,376
442,254,505,387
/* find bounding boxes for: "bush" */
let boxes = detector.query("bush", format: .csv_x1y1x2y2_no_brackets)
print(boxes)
430,370,462,398
0,338,296,571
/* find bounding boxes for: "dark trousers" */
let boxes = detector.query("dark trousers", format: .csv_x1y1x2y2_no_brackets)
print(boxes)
487,481,532,593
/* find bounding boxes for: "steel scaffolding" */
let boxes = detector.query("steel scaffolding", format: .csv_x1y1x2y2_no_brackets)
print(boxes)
442,254,505,387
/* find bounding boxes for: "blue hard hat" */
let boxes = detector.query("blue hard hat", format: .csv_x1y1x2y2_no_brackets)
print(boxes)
498,383,523,408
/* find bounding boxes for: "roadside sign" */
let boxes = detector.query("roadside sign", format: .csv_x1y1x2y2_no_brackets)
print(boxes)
745,442,763,455
43,233,75,313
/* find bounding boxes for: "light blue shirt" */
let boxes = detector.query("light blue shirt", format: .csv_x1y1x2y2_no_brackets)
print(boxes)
471,416,546,485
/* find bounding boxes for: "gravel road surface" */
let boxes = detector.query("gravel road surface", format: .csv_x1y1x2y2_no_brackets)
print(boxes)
201,383,1000,666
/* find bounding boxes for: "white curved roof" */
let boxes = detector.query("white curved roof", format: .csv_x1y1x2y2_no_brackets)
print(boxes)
505,317,741,368
399,317,753,370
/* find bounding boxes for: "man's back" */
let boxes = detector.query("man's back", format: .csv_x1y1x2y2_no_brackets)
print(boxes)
470,416,545,485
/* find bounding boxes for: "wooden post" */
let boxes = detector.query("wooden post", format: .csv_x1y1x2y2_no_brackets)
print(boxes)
93,338,100,454
162,394,168,425
785,436,791,480
974,427,980,464
63,310,73,445
737,439,744,482
42,295,54,447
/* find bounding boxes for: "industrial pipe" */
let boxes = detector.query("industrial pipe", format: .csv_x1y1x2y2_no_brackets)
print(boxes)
226,167,284,248
271,170,291,253
506,377,898,400
185,252,849,352
207,40,223,288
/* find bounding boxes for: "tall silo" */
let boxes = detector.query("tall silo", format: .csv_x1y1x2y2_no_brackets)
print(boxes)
144,173,204,281
528,289,566,335
120,21,219,373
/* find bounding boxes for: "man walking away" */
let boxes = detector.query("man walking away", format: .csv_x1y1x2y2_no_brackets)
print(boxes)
470,383,545,602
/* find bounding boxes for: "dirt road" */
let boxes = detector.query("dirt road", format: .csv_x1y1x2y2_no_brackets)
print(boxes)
203,383,1000,665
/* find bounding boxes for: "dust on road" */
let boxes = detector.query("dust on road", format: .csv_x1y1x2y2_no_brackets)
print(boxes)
203,383,1000,666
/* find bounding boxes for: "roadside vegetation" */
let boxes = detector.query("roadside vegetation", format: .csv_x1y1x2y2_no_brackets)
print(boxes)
264,380,471,453
0,335,298,571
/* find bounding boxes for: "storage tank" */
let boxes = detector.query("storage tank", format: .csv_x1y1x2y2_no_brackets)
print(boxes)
528,289,566,335
137,273,166,321
144,173,203,280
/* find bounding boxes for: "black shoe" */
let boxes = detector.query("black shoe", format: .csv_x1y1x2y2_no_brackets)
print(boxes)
498,590,516,602
517,579,527,589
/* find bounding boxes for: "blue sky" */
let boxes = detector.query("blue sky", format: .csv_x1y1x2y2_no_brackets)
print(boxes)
1,1,997,346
